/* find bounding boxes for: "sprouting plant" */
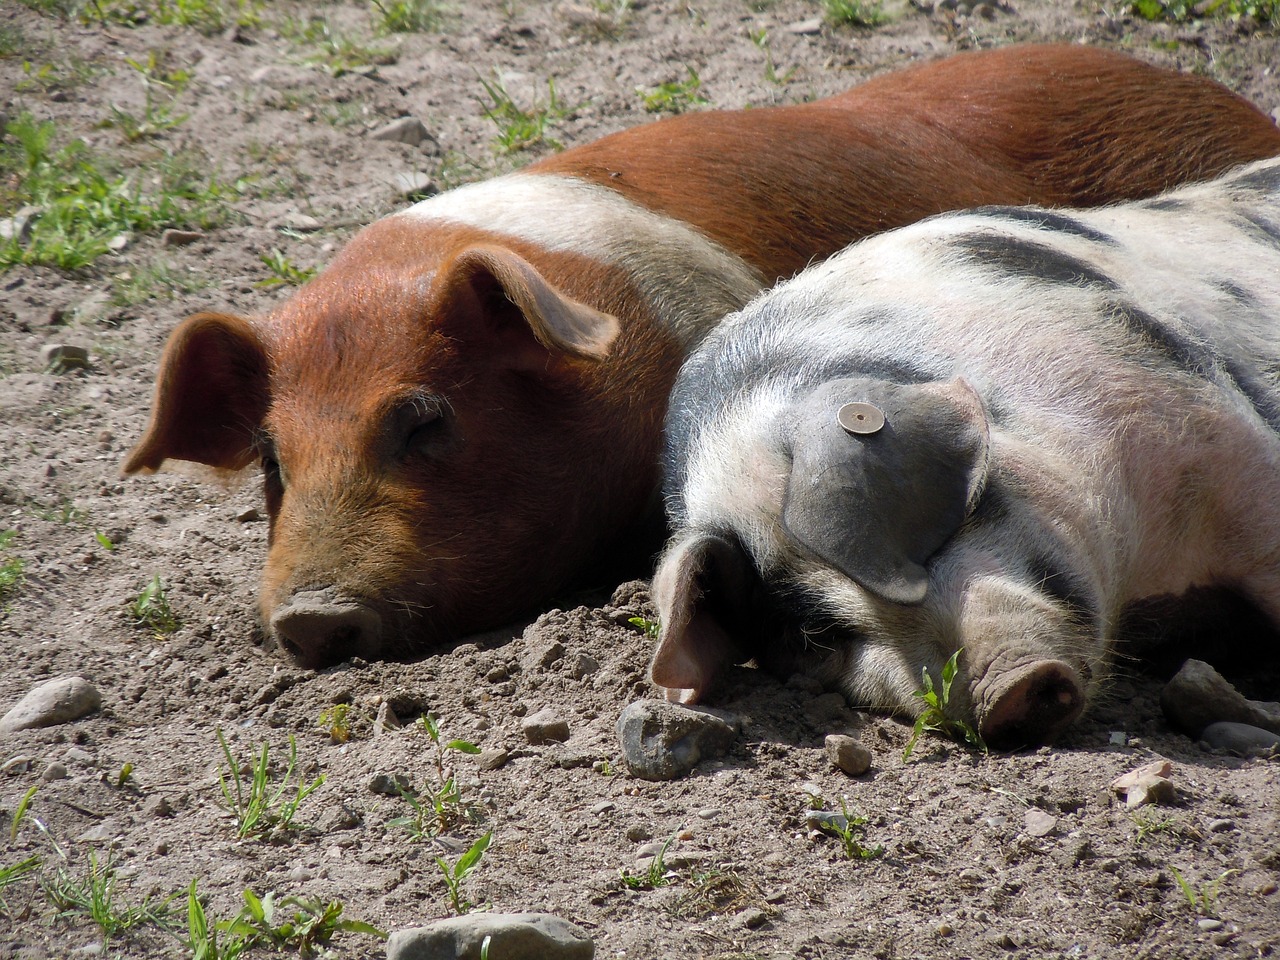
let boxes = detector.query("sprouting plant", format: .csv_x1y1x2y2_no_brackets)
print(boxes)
222,888,386,953
902,649,986,761
0,856,41,913
94,530,116,551
131,574,180,635
1131,810,1177,845
1170,866,1235,916
256,248,317,287
0,531,24,606
46,851,175,937
184,880,250,960
627,615,659,639
638,66,708,113
114,762,135,788
10,785,38,842
1131,0,1278,23
389,715,481,839
317,703,353,743
369,0,449,32
619,835,674,890
436,831,492,914
478,74,570,153
821,0,889,27
216,729,325,840
825,799,885,862
749,28,794,86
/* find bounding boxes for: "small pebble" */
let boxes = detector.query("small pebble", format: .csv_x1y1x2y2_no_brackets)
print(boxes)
590,800,615,815
739,907,769,929
367,772,410,796
2,755,33,774
522,708,570,745
478,749,510,771
937,922,954,937
1207,818,1236,833
1024,809,1057,838
40,762,68,781
625,824,651,842
1109,731,1127,746
1,677,102,732
1197,918,1224,932
825,733,872,776
696,807,719,820
143,796,172,818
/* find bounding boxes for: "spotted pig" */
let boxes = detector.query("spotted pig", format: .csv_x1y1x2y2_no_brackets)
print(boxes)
652,158,1280,749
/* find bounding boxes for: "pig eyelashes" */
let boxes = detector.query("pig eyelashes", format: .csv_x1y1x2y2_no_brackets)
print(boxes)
393,396,450,460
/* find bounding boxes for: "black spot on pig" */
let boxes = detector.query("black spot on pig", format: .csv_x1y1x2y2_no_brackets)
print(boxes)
952,234,1120,289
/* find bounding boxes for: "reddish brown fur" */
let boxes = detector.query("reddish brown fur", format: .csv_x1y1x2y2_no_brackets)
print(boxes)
125,44,1280,668
534,44,1280,279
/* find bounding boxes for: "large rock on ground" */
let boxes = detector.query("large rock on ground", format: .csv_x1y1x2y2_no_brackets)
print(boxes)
1,676,101,732
616,698,740,781
386,912,594,960
1161,659,1280,737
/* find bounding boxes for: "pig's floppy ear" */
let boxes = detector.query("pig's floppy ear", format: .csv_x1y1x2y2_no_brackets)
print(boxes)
649,532,756,704
123,312,270,474
781,377,989,605
436,245,620,367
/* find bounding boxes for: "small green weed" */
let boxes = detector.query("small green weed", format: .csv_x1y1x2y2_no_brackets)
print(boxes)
1132,0,1278,23
0,24,28,57
478,74,570,153
436,831,491,914
389,715,481,839
222,888,386,953
902,649,986,761
1131,810,1177,845
110,261,210,307
46,851,175,938
131,574,180,635
627,615,659,639
81,0,262,35
638,66,709,113
216,729,325,840
822,0,889,26
29,500,87,525
317,703,353,743
9,785,38,843
256,249,316,288
826,800,884,861
115,762,135,788
619,835,674,890
571,0,633,39
370,0,449,32
1170,866,1235,916
184,880,249,960
94,530,116,551
297,20,398,77
749,27,794,86
0,531,24,607
0,856,40,913
101,93,188,143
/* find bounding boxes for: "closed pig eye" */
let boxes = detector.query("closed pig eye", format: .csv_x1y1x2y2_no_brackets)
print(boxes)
395,396,448,459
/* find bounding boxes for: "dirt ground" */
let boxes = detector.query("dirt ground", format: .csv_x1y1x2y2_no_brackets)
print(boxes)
2,0,1279,957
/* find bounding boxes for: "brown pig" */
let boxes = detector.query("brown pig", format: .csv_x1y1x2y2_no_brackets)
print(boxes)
125,45,1280,669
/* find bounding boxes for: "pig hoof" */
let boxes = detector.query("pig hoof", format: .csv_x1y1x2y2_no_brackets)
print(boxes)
271,592,383,669
978,659,1084,750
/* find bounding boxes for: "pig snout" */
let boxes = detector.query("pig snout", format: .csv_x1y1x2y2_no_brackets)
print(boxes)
269,589,383,670
969,654,1085,751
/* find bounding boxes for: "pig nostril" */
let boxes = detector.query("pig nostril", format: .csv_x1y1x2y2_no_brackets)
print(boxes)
977,658,1085,751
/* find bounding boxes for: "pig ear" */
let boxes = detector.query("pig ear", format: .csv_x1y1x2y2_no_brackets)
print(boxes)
649,532,755,704
123,312,270,474
436,245,620,367
781,377,989,605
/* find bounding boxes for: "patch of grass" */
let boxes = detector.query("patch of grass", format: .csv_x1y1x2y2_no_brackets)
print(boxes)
824,800,884,862
436,831,491,915
80,0,263,34
46,851,175,938
638,67,709,114
0,531,25,609
1132,0,1278,22
478,74,571,153
821,0,889,26
1170,866,1234,916
389,715,482,840
256,249,316,288
370,0,449,32
15,56,107,95
8,785,39,843
0,23,28,57
0,856,41,913
110,261,211,307
1,114,236,271
131,574,180,636
619,835,674,890
571,0,633,39
216,729,325,840
295,19,398,76
1131,810,1177,845
29,499,88,526
749,27,794,86
223,888,386,953
671,868,773,921
17,0,83,15
902,649,986,761
184,880,249,960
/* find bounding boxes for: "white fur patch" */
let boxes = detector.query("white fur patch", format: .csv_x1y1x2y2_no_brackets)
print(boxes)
397,173,765,349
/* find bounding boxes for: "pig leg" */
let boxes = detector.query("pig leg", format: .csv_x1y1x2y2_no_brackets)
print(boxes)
955,576,1097,750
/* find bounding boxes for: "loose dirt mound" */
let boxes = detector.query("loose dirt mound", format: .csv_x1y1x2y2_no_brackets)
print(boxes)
2,2,1278,958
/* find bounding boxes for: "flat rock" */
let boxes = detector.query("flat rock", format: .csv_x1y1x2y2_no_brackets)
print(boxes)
40,343,90,373
1110,759,1176,809
1200,721,1280,757
522,708,570,745
1,676,101,732
617,699,740,781
1160,659,1280,737
370,116,433,147
1024,809,1057,838
386,912,594,960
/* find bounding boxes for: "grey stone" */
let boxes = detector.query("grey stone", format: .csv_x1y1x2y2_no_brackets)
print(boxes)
568,652,600,680
1023,809,1057,838
785,17,822,34
478,749,510,771
1200,721,1280,757
367,772,410,796
1161,659,1280,737
0,205,41,242
522,640,565,672
40,344,90,373
824,734,871,776
40,761,68,782
370,116,432,147
616,699,740,781
1,676,101,731
394,172,437,200
386,912,594,960
522,708,570,745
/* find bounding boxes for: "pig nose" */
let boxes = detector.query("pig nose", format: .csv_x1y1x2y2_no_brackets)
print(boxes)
976,658,1084,750
270,590,383,669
